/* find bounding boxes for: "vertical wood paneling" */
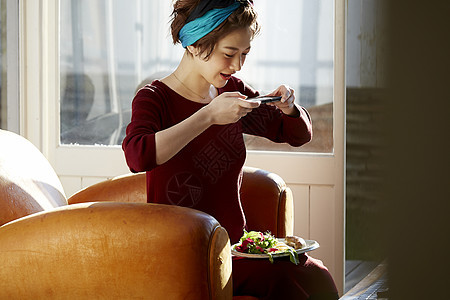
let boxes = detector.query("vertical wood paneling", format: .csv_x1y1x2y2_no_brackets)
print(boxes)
310,185,336,276
81,176,108,189
289,184,310,239
59,175,82,199
59,175,108,199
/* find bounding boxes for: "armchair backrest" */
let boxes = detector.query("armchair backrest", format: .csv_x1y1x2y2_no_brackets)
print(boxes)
240,166,294,237
0,130,67,226
68,172,147,204
69,165,294,238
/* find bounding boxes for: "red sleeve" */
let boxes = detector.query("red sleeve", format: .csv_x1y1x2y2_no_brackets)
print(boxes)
242,103,312,147
222,77,313,147
121,85,165,172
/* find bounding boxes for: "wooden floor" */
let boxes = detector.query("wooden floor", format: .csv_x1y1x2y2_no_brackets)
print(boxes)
345,260,380,293
342,260,388,299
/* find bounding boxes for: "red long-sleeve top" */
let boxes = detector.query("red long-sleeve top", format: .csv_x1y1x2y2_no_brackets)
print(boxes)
122,76,312,242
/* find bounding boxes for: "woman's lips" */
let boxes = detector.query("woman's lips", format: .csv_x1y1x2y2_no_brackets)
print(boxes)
220,73,232,80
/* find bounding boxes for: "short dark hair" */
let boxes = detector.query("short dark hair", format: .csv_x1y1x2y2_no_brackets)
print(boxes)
170,0,260,60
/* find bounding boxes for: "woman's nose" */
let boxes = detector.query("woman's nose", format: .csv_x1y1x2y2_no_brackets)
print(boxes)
231,55,243,72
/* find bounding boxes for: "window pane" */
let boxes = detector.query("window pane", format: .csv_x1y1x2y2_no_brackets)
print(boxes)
60,0,333,153
60,0,182,145
241,0,334,153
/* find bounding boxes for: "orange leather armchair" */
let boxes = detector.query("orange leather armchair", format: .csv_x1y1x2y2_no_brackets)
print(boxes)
0,129,293,299
0,130,230,299
68,167,294,239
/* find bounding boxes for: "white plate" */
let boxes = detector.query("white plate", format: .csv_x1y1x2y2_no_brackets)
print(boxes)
231,238,319,259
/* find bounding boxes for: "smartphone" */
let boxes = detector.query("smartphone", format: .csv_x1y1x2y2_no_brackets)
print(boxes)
246,96,282,104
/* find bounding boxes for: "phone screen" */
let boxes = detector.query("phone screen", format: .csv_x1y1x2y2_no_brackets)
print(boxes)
247,96,282,103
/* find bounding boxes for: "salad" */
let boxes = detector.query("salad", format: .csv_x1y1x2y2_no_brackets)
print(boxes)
233,230,299,265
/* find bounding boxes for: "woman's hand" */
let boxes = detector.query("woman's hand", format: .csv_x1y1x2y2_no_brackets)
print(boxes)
205,92,260,125
154,92,257,165
265,85,299,117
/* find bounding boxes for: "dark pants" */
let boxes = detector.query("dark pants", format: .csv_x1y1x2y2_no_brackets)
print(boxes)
232,253,339,300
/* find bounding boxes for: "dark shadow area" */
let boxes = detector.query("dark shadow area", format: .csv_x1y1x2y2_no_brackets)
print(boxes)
346,87,386,262
385,1,450,299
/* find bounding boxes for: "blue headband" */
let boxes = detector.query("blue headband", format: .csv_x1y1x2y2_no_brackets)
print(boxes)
179,1,242,48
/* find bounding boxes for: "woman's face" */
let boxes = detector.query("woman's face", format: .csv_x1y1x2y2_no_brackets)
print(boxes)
192,27,252,88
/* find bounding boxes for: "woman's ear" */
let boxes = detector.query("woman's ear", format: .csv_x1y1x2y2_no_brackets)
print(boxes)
186,45,199,56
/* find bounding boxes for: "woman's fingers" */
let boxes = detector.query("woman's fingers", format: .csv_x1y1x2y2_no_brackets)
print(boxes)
208,92,259,124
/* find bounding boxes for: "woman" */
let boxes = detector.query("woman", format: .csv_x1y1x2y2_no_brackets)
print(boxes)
122,0,338,299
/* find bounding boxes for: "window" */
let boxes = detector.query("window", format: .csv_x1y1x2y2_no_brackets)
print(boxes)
60,0,333,153
60,0,180,145
240,0,334,153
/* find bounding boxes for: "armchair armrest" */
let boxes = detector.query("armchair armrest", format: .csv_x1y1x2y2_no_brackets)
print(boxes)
240,167,294,237
0,202,231,299
68,172,147,204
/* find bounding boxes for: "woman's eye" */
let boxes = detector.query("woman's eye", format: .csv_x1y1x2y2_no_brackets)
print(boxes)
224,52,249,58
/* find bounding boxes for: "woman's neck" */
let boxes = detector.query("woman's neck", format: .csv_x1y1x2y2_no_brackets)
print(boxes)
167,52,215,103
